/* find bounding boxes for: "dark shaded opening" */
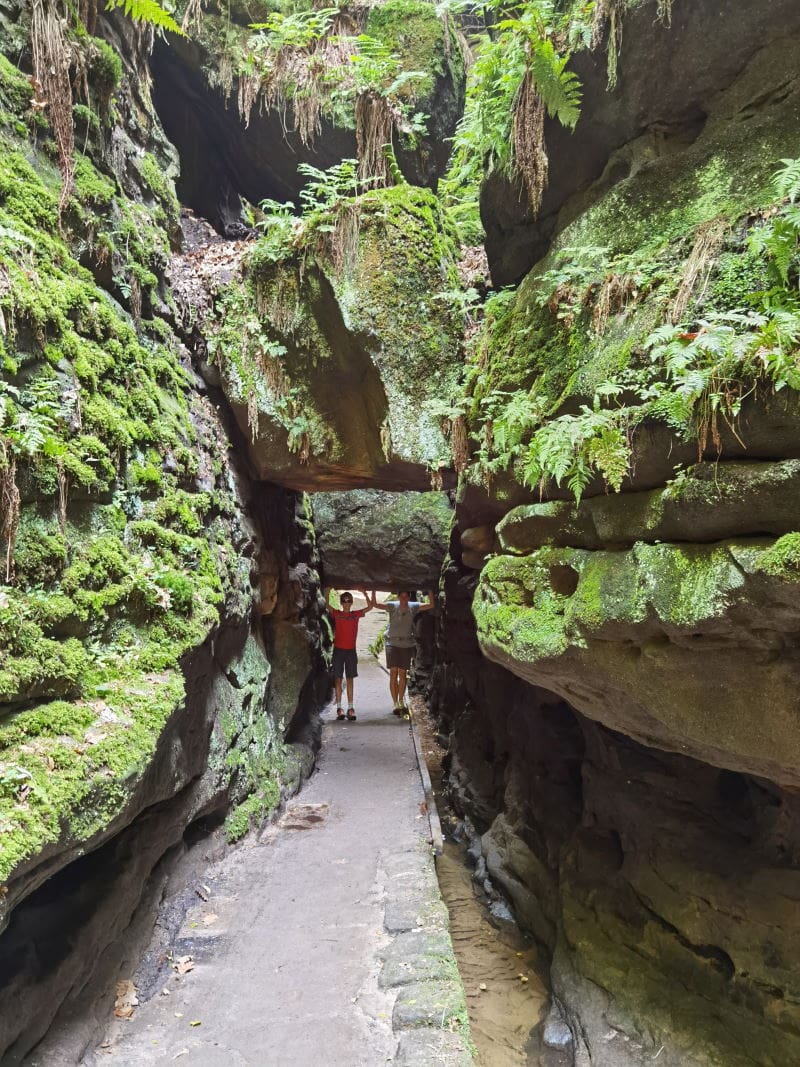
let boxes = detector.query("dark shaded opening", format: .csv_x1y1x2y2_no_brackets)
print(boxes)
549,564,580,597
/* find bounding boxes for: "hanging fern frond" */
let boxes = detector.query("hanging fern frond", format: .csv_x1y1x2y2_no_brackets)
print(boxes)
104,0,185,36
529,38,581,129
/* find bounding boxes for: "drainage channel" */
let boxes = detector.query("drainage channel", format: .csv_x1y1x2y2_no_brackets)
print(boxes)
409,694,567,1067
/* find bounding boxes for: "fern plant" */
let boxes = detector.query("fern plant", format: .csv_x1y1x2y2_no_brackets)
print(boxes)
443,0,584,218
748,158,800,286
104,0,184,36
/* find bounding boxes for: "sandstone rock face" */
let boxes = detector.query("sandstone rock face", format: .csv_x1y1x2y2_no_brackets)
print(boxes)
475,536,800,786
312,489,451,589
437,15,800,1048
483,0,800,286
213,185,464,492
428,560,800,1067
459,27,800,529
497,460,800,553
150,1,466,233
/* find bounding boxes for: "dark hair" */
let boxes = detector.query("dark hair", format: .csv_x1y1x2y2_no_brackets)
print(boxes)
401,590,414,598
340,592,353,603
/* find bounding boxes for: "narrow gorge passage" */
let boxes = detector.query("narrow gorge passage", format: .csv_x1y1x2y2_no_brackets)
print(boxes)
3,0,800,1064
47,626,458,1067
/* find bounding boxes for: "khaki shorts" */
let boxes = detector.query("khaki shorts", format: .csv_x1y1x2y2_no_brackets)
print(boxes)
386,644,413,670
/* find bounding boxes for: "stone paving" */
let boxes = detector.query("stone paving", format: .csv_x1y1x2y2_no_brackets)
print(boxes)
74,643,471,1066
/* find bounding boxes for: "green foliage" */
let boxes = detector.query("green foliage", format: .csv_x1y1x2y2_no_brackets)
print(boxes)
442,0,585,224
104,0,185,36
471,155,800,502
249,7,339,50
755,533,800,579
748,158,800,287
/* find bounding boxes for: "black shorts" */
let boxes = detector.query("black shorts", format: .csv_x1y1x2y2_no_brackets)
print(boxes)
385,645,413,670
332,648,358,679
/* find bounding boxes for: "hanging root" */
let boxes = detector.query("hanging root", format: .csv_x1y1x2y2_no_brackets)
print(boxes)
355,90,393,186
181,0,205,32
448,414,469,474
255,270,302,334
1,445,20,583
246,388,259,443
380,419,393,461
592,273,639,334
238,73,261,127
592,0,625,89
330,202,362,276
31,0,75,213
249,10,359,144
512,71,548,216
657,0,673,25
259,347,288,400
668,216,727,325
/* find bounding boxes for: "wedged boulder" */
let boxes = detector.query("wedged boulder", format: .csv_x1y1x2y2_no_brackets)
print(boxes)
497,460,800,553
475,538,800,786
312,489,451,589
213,185,464,492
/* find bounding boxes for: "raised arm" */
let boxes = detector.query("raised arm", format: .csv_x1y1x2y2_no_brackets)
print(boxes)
370,590,391,611
324,587,335,614
416,590,437,613
359,588,374,613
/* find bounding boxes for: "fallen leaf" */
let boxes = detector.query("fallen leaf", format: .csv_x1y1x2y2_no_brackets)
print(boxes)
479,983,487,991
195,883,211,901
160,987,171,996
113,979,139,1019
189,1020,202,1027
173,1049,189,1059
173,955,194,976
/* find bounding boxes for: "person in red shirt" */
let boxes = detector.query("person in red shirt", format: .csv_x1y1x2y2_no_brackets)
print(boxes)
325,588,373,721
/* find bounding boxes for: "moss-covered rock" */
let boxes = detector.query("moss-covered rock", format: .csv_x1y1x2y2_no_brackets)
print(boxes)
475,537,800,785
0,30,326,966
497,460,800,553
459,36,800,527
213,184,464,490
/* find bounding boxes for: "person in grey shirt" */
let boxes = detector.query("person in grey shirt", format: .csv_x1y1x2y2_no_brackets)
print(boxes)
370,590,436,715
